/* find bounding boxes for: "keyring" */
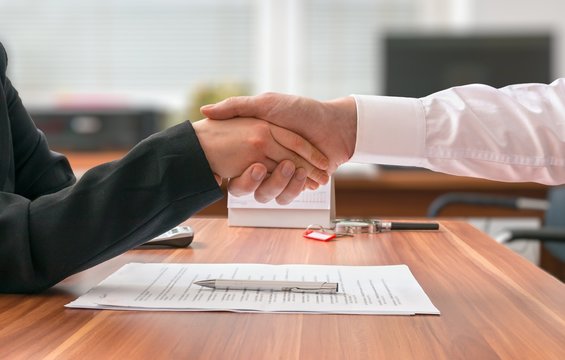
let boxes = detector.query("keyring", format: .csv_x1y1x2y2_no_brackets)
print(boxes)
303,224,353,241
333,219,380,234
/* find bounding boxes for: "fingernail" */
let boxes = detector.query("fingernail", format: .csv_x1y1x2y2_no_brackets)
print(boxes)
276,197,291,206
282,162,296,177
251,166,266,181
200,104,213,111
254,195,271,204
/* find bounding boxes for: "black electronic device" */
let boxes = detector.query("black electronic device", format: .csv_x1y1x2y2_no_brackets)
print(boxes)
384,33,552,98
29,107,163,151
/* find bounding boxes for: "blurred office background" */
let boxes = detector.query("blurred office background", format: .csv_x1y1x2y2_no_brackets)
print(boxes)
1,0,563,117
1,0,564,275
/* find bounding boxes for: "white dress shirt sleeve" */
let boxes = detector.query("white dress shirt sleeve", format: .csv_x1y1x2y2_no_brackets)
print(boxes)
350,78,565,185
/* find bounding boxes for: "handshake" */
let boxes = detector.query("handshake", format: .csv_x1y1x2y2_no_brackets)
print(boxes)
194,92,358,205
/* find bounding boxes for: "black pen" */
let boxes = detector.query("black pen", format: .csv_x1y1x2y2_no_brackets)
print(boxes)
380,221,439,231
334,219,439,234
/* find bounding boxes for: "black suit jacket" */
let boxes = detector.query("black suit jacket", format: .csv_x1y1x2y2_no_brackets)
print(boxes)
0,43,222,293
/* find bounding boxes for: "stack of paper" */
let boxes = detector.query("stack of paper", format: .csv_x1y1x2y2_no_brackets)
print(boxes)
66,263,439,315
228,179,335,228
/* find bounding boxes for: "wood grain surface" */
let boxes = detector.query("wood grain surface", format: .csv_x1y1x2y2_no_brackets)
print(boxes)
1,218,563,359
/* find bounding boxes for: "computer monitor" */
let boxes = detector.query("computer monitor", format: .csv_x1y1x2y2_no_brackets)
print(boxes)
384,34,552,97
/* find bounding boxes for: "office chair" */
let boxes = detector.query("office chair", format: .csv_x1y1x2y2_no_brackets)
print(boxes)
427,186,565,263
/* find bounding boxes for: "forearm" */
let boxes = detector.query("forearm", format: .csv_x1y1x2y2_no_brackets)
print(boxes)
0,122,222,293
351,79,565,185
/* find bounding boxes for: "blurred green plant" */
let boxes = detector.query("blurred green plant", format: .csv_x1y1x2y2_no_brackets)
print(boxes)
187,82,250,122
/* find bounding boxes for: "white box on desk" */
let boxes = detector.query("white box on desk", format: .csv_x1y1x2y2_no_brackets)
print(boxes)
228,179,335,228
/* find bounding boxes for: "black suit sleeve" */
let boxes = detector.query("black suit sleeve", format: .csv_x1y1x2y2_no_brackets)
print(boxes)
0,44,223,293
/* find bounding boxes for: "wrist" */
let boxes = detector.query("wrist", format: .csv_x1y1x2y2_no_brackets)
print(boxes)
324,96,357,160
192,119,218,174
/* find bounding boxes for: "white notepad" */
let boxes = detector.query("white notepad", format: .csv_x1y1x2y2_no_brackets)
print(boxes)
228,179,335,228
66,263,440,315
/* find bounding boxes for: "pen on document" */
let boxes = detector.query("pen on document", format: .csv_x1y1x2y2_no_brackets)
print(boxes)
194,279,339,293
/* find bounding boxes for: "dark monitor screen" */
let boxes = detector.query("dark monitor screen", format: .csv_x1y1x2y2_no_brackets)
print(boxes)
384,34,552,97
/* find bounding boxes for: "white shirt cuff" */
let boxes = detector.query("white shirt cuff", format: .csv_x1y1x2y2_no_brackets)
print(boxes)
350,94,426,167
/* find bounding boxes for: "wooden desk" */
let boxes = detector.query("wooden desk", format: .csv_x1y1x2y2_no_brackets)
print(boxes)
64,152,561,284
1,219,563,359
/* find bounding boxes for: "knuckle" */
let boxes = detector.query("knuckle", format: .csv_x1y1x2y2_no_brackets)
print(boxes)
249,124,271,150
249,135,267,151
225,96,246,113
260,92,277,102
259,92,280,110
224,96,238,107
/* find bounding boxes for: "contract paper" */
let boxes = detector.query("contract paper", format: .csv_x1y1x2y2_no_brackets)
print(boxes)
66,263,440,315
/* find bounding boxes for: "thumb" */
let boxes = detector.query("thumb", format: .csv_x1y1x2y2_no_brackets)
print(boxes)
200,96,260,120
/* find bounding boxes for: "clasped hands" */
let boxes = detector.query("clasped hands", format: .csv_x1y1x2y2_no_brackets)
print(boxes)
193,93,357,204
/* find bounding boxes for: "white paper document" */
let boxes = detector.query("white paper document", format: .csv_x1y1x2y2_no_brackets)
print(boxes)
66,263,439,315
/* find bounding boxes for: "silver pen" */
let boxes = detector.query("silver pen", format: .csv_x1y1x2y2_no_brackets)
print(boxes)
194,279,339,293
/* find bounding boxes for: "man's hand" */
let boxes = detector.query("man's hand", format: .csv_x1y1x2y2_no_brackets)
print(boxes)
192,117,329,194
201,92,358,173
201,92,357,203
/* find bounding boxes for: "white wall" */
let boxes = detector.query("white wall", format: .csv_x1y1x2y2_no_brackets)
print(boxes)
0,0,254,111
473,0,565,78
0,0,563,108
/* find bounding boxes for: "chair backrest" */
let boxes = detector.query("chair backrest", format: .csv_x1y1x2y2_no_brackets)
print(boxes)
544,186,565,262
